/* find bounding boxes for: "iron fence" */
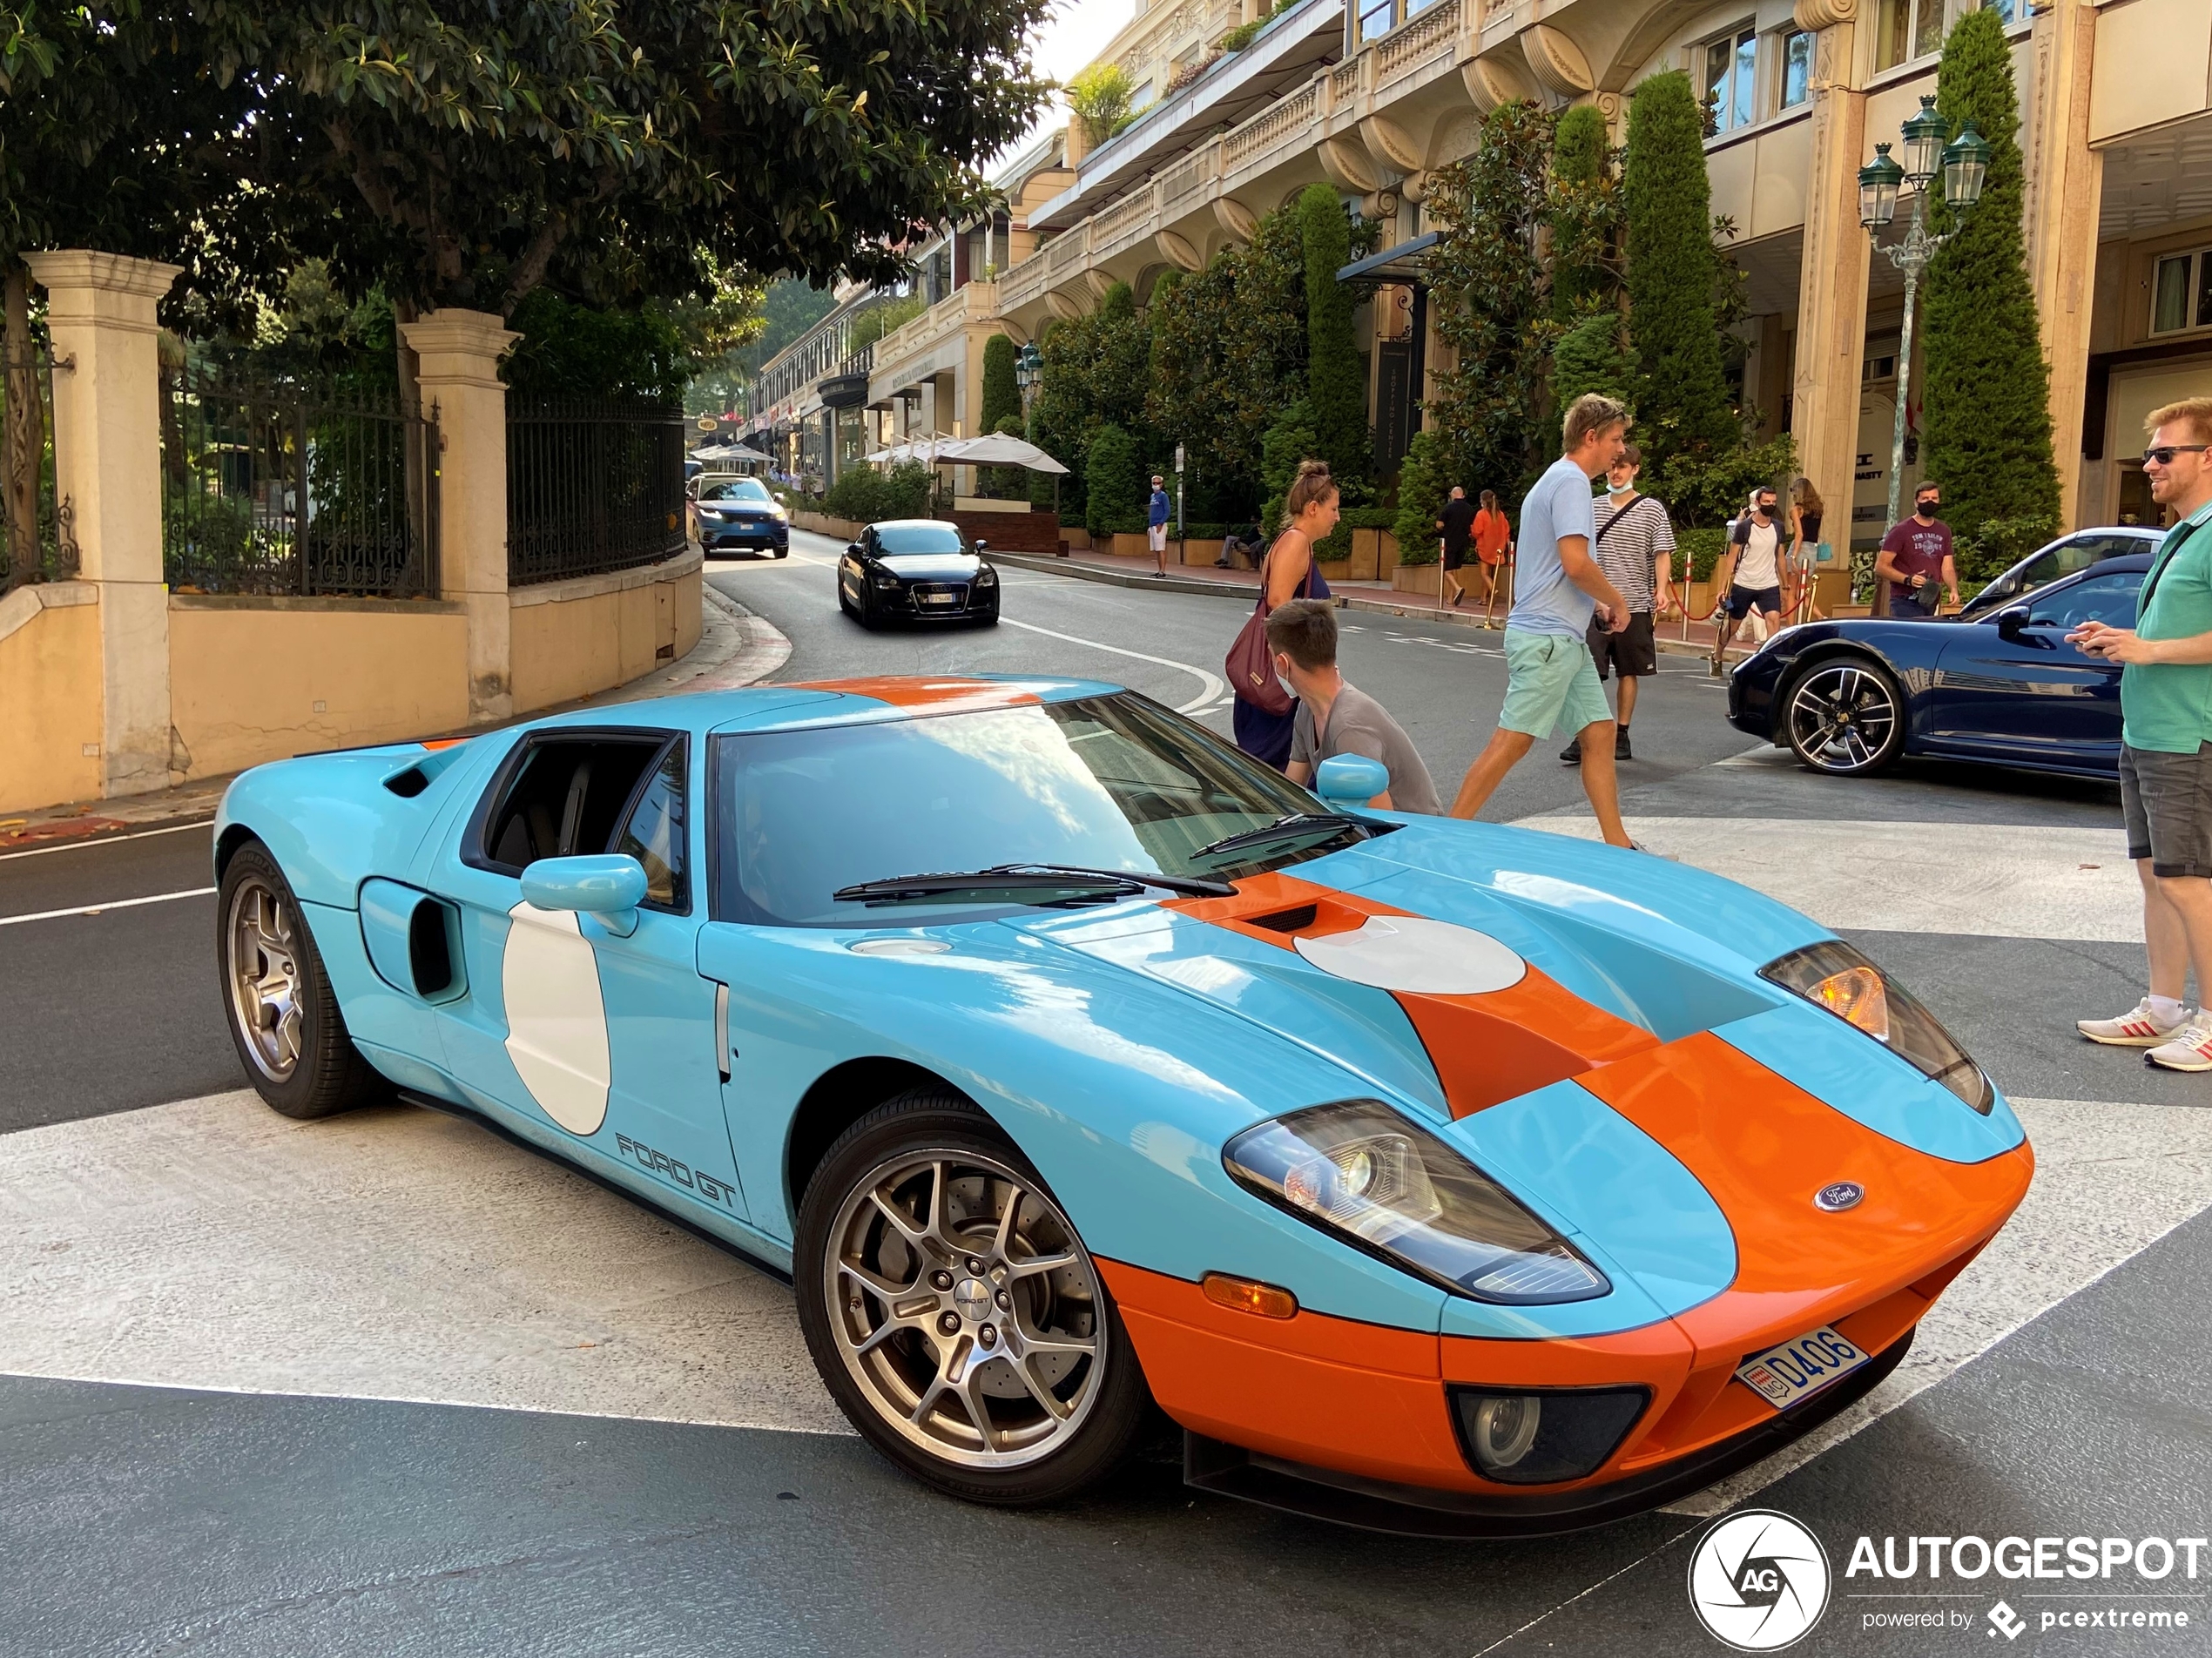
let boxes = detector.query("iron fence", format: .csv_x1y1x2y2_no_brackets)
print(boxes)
160,368,440,597
507,396,687,586
1,346,74,596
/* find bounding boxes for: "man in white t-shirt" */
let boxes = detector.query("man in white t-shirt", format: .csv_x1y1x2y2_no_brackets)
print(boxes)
1711,485,1784,668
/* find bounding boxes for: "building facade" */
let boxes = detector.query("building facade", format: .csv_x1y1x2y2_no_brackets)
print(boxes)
748,0,2211,537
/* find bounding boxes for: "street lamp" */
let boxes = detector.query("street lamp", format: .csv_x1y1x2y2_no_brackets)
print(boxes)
1015,340,1042,414
1857,96,1989,591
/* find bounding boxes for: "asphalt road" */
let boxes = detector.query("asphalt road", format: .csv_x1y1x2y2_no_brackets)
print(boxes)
2,529,2207,1657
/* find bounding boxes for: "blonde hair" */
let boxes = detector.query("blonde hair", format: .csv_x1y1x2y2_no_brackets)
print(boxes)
1285,458,1338,520
2148,398,2212,447
1562,393,1629,452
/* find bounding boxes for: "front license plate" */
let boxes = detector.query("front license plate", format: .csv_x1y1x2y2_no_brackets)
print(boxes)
919,591,958,605
1735,1325,1870,1410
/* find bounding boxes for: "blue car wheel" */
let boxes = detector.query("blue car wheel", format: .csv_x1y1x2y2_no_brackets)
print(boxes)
795,1094,1152,1505
1783,656,1905,777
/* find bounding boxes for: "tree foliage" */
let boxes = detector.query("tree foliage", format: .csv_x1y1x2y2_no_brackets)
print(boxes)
1424,101,1558,507
1391,428,1451,565
1921,4,2060,556
1027,280,1151,522
978,332,1022,497
1297,183,1367,494
1548,104,1621,321
1065,63,1138,149
1083,421,1146,537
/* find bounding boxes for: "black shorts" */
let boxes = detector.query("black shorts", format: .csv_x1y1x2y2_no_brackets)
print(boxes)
2121,743,2212,878
1586,610,1656,679
1442,543,1467,571
1724,583,1783,619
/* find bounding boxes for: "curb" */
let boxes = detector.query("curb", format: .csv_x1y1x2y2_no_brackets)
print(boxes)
0,582,795,855
988,550,1745,671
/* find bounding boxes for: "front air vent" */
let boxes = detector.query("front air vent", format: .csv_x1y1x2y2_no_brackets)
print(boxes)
1245,905,1318,934
384,766,429,798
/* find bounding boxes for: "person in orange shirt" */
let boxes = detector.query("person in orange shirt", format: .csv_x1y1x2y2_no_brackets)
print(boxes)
1470,489,1512,621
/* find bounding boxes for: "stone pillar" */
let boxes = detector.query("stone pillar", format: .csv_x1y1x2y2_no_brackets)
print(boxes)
1787,2,1872,584
401,309,518,726
2023,0,2103,530
26,251,181,797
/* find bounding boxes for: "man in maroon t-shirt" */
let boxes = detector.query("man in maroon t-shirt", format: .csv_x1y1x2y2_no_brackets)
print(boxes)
1876,482,1959,616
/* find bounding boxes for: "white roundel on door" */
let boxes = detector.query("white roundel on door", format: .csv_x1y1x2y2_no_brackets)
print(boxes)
501,901,610,1136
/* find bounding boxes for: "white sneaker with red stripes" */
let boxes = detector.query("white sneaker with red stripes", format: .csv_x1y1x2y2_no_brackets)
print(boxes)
2077,998,2191,1047
2146,1022,2212,1073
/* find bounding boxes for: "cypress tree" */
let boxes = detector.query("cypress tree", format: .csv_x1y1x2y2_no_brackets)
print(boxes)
980,334,1020,435
1084,423,1146,539
1622,71,1737,482
1297,182,1368,492
1920,4,2060,562
1549,104,1615,320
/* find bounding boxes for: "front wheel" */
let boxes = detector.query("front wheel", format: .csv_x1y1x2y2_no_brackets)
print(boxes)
795,1095,1151,1506
218,842,387,1118
1784,657,1905,776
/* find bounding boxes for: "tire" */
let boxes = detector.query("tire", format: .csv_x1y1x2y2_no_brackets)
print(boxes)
1782,655,1906,776
857,580,878,630
774,547,789,559
795,1092,1152,1506
217,841,388,1119
974,608,1000,628
839,576,858,618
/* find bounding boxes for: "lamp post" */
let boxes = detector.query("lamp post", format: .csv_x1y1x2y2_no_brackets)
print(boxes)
1015,341,1042,416
1858,95,1991,590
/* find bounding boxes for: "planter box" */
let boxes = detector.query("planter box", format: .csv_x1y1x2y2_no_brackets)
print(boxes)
1060,527,1091,551
950,496,1034,514
1110,532,1151,558
1393,563,1446,595
939,509,1059,556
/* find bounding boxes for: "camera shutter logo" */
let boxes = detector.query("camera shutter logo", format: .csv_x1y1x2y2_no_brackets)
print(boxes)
1686,1510,1831,1651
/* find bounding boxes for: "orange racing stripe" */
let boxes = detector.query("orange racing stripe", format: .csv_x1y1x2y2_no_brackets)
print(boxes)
788,676,1042,711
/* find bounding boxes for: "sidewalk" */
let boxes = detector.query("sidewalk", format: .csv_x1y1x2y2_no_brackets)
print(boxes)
991,544,1778,662
0,580,792,853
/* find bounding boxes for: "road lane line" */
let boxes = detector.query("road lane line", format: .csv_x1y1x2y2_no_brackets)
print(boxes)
0,886,216,927
995,616,1226,714
0,820,213,862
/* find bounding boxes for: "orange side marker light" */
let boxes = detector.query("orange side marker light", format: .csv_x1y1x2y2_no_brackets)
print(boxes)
1201,1272,1298,1320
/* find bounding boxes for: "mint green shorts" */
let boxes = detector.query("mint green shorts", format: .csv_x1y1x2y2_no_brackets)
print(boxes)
1500,628,1614,738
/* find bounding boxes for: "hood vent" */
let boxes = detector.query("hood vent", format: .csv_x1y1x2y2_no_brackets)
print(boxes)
1245,904,1318,934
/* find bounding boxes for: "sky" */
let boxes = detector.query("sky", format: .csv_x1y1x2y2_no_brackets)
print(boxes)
998,0,1135,165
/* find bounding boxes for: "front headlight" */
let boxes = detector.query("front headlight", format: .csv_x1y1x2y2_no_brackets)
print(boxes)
1223,1100,1609,1304
768,503,788,520
1761,940,1993,1112
973,565,997,587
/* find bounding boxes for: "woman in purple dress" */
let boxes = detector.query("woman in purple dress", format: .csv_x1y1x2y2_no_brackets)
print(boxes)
1232,460,1339,770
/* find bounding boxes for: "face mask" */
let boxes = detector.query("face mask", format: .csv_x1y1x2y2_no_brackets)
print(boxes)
1276,675,1295,699
1917,500,1939,517
1607,480,1633,497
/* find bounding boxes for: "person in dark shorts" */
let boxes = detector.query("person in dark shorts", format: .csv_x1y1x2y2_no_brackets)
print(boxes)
1710,485,1784,667
1563,444,1675,765
1437,486,1477,608
2069,397,2212,1069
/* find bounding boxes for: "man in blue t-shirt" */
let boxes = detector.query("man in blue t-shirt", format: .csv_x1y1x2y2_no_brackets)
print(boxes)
1148,475,1171,576
1447,394,1638,848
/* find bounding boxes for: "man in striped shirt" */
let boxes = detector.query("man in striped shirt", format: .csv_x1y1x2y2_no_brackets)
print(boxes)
1563,444,1676,766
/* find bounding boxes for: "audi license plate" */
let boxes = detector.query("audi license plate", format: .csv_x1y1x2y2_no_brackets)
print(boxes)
1735,1325,1870,1409
919,590,959,605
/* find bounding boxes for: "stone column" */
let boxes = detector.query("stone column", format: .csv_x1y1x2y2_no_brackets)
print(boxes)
25,251,181,797
1787,1,1872,590
2023,0,2103,530
401,308,519,726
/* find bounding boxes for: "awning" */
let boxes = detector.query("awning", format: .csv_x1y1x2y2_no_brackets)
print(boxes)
860,434,1069,473
1338,232,1440,285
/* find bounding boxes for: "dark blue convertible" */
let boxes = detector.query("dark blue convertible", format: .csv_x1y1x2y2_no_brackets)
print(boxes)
1728,528,2165,778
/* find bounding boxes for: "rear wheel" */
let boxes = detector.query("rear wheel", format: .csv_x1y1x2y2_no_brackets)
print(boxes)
1784,657,1905,776
218,843,387,1118
795,1094,1150,1506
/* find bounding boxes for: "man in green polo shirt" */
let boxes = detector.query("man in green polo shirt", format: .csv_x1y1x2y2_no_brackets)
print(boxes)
2070,397,2212,1070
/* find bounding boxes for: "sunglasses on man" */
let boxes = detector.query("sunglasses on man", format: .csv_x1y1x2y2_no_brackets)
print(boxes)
2146,445,2211,466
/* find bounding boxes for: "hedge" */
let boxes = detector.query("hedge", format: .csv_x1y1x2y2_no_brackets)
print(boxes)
1667,526,1727,584
823,462,932,524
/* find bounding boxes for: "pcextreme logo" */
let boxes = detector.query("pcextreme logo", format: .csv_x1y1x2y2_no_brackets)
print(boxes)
1688,1509,1832,1651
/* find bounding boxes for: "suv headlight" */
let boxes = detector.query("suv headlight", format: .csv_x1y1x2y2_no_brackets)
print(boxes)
1761,940,1993,1112
1223,1101,1609,1304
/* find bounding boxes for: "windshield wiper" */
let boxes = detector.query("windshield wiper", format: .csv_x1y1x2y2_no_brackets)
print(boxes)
1191,812,1370,863
832,862,1233,908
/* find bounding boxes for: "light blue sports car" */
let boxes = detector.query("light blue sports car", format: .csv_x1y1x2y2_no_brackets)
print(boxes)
212,674,2031,1533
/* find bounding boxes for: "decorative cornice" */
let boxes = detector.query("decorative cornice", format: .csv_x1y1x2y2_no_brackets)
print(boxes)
1794,0,1857,30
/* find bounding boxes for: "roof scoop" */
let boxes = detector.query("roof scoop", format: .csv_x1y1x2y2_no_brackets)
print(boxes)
1294,917,1527,995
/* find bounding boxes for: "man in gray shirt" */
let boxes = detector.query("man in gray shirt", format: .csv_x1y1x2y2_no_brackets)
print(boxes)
1266,599,1441,814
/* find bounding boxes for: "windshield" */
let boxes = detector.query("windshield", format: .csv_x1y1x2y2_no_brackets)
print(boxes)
876,522,967,556
701,479,772,502
712,693,1343,927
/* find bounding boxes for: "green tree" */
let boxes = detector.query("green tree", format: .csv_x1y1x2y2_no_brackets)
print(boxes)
1549,103,1621,320
978,333,1022,497
1921,4,2060,560
1297,183,1367,493
1424,101,1558,507
1622,71,1740,509
1391,428,1452,565
1258,400,1320,536
1550,312,1638,412
1084,421,1145,538
1027,280,1151,521
1065,64,1138,148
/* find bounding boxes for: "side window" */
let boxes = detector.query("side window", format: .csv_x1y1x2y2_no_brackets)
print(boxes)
478,734,670,873
2028,571,2140,632
615,739,688,912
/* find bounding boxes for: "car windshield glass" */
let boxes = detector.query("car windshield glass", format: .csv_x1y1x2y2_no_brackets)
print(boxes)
876,522,966,556
2027,569,2141,631
712,693,1345,927
701,480,771,502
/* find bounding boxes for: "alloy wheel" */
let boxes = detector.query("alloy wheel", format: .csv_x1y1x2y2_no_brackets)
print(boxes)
226,875,305,1081
822,1149,1106,1469
1786,660,1900,774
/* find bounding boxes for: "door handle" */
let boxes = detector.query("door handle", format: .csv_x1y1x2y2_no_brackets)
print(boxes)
713,981,732,1082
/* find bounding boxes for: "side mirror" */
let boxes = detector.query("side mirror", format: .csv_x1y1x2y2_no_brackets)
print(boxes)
1314,754,1389,805
520,854,648,938
971,536,989,552
1995,605,2031,639
846,543,863,557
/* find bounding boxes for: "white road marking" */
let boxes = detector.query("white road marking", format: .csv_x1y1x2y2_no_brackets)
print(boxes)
0,886,217,927
1522,816,2141,943
995,615,1226,715
0,820,213,862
